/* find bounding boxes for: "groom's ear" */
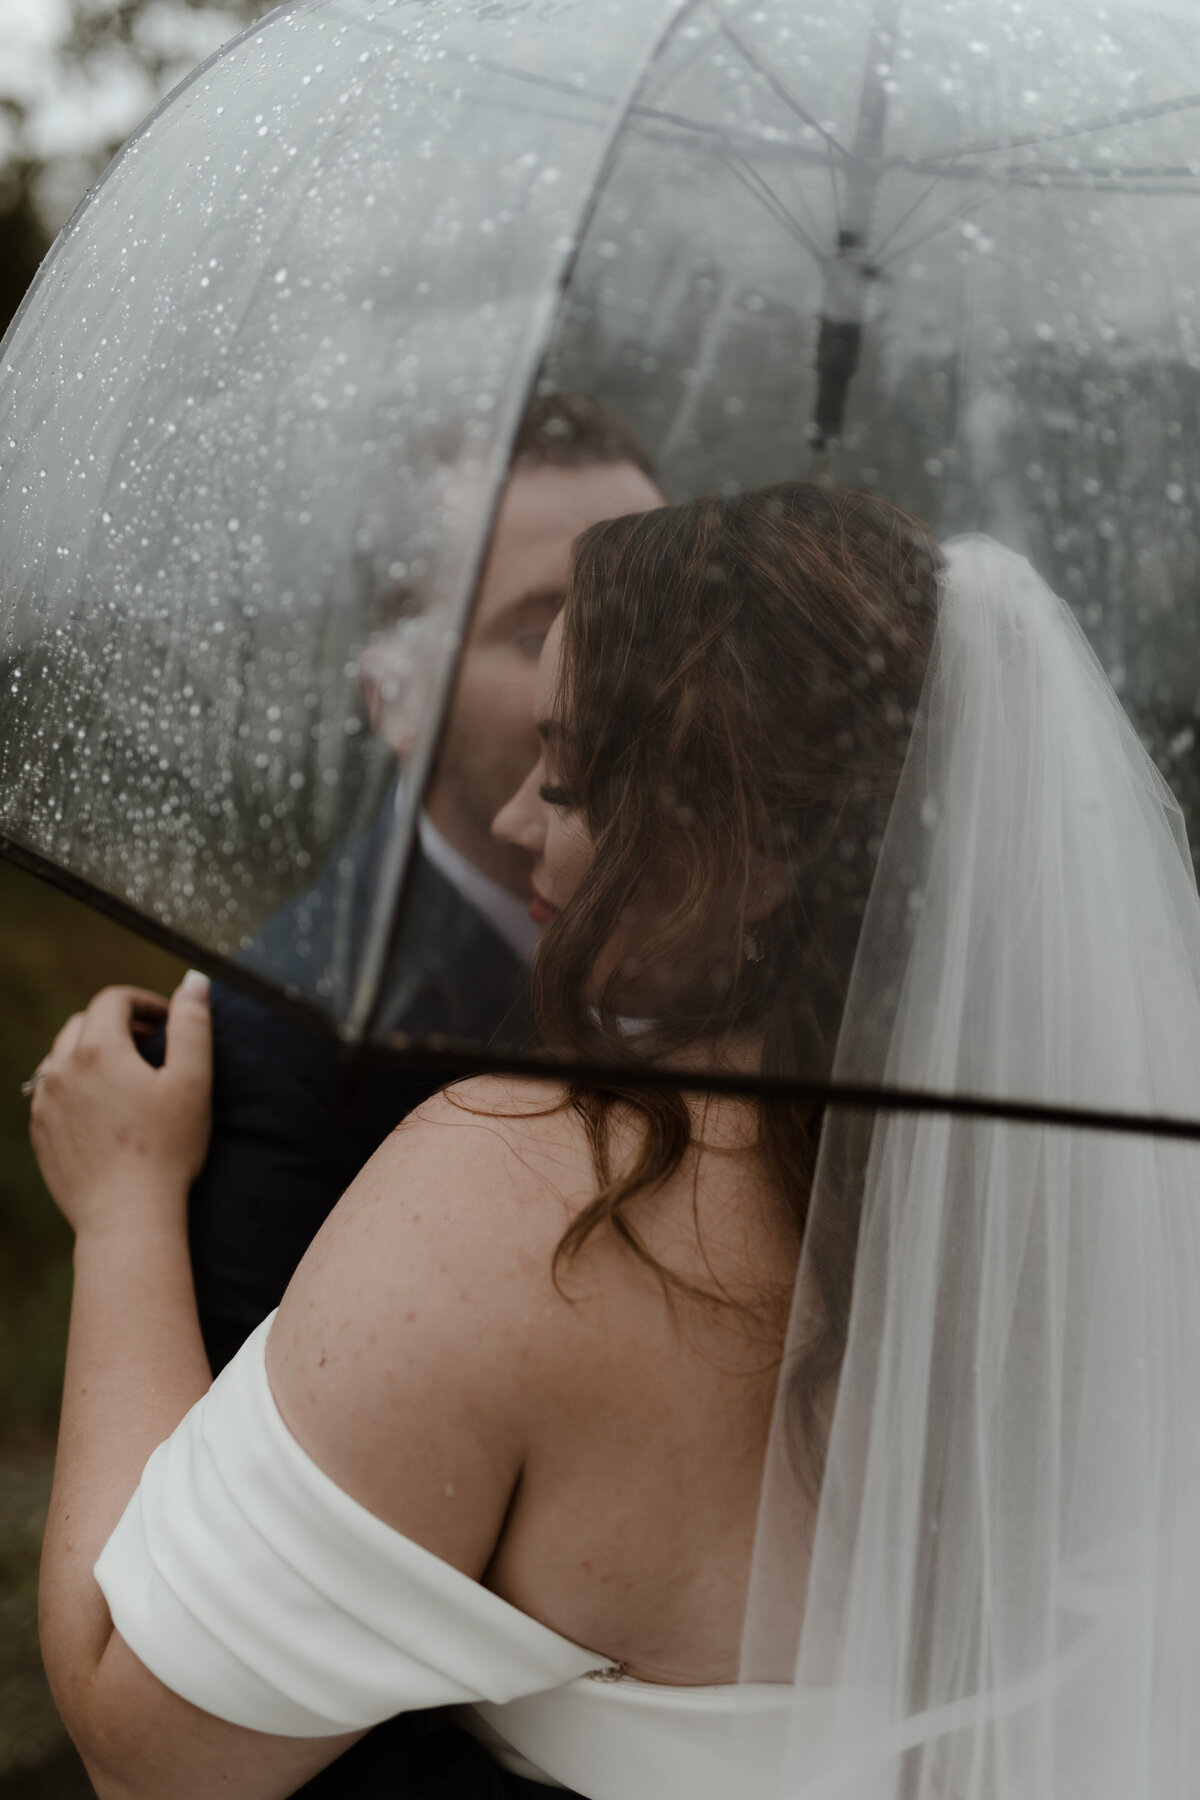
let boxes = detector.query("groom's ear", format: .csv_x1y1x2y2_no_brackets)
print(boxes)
357,639,420,760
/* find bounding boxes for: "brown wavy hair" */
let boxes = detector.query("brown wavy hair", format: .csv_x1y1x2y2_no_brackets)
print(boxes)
533,483,940,1419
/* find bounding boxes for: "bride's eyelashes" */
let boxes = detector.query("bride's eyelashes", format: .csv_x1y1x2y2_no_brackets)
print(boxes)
539,783,575,809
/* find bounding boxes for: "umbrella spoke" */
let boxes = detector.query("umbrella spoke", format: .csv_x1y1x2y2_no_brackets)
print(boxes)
719,19,852,164
876,184,999,268
869,176,944,262
914,88,1200,166
716,147,829,267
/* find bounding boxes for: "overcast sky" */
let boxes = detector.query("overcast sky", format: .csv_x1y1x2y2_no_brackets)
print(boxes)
0,0,247,191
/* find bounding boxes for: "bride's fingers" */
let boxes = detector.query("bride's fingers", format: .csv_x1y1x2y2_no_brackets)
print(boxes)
163,972,211,1088
45,1012,87,1068
31,989,175,1112
77,986,169,1062
30,982,211,1221
92,985,168,1020
127,989,171,1043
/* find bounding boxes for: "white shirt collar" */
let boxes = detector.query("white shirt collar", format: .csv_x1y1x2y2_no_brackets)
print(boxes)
417,811,541,965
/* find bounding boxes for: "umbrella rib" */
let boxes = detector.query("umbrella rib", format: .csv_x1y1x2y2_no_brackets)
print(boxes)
441,50,822,158
914,89,1200,165
437,49,861,176
877,185,999,269
985,159,1200,182
716,147,829,266
438,52,616,109
725,138,833,258
718,18,852,164
1004,175,1200,196
880,149,1200,191
869,176,943,262
322,12,1200,192
367,52,1199,194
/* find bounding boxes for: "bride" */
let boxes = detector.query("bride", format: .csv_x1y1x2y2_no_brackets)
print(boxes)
30,483,1200,1799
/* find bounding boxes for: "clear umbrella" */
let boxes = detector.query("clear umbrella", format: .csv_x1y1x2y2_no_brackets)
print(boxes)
0,0,685,1023
5,3,1200,1796
2,0,1197,1125
1,0,1197,1114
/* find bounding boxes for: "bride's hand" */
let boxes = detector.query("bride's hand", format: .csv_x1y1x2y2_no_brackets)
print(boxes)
29,973,213,1235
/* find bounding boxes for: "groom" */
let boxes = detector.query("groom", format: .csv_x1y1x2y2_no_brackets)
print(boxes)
185,394,663,1375
145,397,661,1800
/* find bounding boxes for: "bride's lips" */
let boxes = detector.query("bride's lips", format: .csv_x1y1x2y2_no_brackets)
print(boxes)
529,884,559,926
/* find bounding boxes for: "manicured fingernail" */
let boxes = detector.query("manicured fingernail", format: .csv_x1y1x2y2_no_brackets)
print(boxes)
181,969,210,996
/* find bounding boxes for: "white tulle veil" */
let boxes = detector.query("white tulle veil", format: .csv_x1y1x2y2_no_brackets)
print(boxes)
741,536,1200,1798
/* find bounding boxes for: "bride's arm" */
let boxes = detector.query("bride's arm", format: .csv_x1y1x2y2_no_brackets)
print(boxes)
34,982,213,1677
31,981,366,1797
30,988,571,1800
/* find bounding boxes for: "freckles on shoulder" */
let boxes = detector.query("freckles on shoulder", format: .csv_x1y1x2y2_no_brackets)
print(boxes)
386,1076,596,1224
280,1073,597,1339
261,1081,603,1555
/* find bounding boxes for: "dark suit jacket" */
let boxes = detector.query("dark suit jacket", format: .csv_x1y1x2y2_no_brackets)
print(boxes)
148,831,551,1797
188,837,531,1373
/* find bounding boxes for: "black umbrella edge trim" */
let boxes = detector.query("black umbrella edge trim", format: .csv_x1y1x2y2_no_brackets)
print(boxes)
7,826,1200,1143
0,830,338,1045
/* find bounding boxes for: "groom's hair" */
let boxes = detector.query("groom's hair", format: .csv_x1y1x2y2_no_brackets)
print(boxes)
510,391,657,482
365,393,657,634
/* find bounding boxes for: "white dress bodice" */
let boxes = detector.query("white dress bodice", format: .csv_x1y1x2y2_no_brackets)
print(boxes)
95,1315,817,1797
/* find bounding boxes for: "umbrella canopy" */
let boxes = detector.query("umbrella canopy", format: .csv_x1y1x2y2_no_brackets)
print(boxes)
8,13,1200,1795
1,0,1199,1131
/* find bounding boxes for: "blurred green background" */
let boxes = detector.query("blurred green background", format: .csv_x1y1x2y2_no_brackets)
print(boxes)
1,4,268,1788
0,867,186,1443
0,864,184,1794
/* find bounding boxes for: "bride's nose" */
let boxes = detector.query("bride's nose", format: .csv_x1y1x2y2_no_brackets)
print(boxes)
492,762,547,855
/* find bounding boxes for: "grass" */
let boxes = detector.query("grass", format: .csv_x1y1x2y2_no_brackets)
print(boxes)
0,858,184,1791
0,859,185,1437
0,1449,92,1794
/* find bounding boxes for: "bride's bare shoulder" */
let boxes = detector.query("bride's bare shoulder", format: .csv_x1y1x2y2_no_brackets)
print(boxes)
267,1076,612,1571
411,1072,577,1129
293,1074,596,1286
393,1074,593,1190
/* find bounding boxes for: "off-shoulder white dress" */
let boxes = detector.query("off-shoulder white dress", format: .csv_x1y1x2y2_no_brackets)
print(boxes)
95,1316,820,1798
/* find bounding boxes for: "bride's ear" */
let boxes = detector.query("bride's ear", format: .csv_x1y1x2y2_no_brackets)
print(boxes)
745,860,790,923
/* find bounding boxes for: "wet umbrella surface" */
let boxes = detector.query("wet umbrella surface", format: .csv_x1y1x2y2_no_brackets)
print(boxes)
8,10,1200,1800
0,0,1198,1128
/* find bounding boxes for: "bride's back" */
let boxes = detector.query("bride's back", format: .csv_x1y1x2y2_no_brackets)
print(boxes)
477,1082,801,1684
270,482,940,1689
269,1074,801,1687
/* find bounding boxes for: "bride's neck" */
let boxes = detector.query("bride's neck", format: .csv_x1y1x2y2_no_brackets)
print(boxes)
656,1028,767,1082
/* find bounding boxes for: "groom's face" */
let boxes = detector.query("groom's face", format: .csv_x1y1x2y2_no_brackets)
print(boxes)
423,458,663,894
